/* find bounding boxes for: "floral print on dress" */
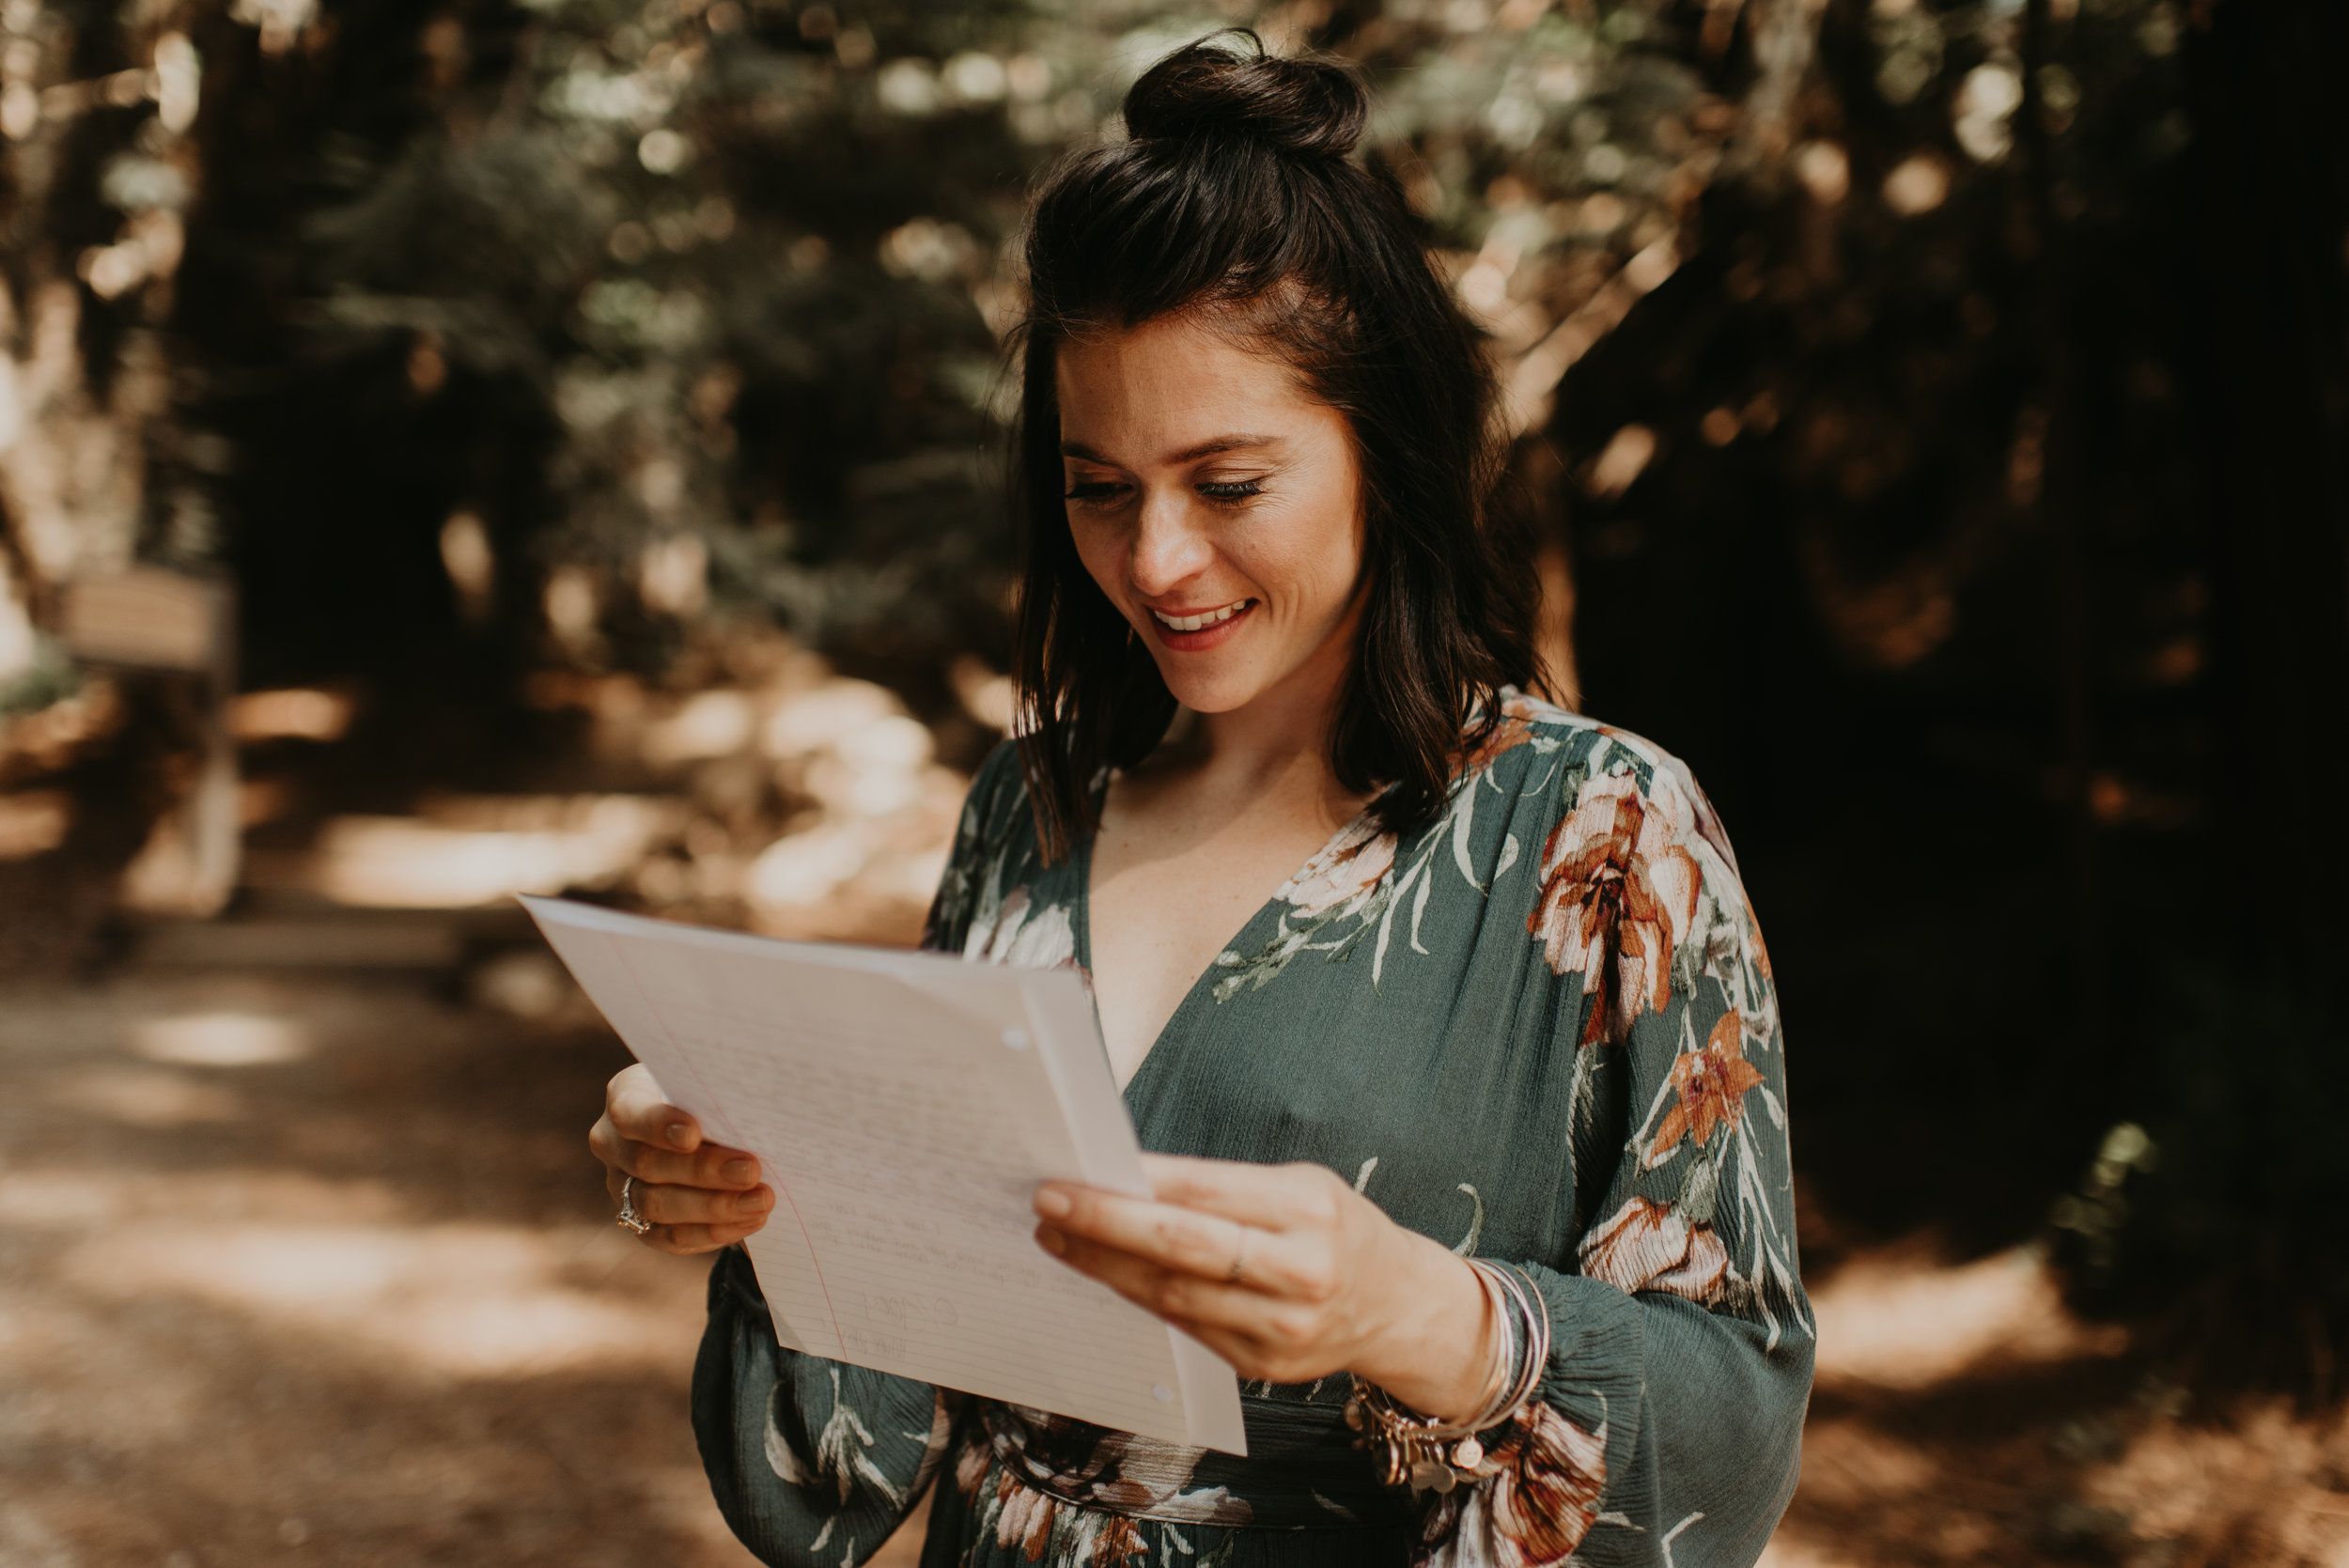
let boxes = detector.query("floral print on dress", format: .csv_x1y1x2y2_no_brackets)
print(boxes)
1274,816,1397,921
1646,1011,1767,1169
979,1404,1252,1527
965,884,1079,970
707,695,1809,1568
1578,1195,1731,1305
1209,692,1558,1000
1419,1401,1610,1568
1548,734,1801,1352
1528,763,1703,1048
957,1421,1161,1567
762,1368,921,1506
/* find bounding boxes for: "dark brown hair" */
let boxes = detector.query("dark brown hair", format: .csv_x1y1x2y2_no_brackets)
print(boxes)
1011,32,1544,862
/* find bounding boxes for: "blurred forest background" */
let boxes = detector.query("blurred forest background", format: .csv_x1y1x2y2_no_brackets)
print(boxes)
2,0,2346,1563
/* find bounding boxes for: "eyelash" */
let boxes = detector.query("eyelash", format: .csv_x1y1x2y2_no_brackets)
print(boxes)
1062,480,1266,505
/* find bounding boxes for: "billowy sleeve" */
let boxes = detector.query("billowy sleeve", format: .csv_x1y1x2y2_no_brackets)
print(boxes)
1428,748,1812,1568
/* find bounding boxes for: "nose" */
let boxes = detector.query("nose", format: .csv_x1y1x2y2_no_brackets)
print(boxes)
1127,488,1214,598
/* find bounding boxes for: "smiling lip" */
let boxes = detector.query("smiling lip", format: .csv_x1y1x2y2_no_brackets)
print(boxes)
1144,598,1254,651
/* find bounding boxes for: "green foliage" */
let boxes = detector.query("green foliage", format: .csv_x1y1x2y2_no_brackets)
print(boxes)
159,0,1740,686
0,636,81,716
1532,0,2349,1406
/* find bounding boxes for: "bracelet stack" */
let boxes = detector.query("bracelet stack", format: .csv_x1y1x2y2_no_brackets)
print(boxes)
1345,1259,1550,1495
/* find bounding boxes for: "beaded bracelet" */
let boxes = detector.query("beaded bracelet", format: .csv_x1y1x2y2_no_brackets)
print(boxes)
1345,1260,1551,1494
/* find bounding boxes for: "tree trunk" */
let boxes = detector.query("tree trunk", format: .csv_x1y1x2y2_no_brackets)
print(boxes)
2186,0,2349,967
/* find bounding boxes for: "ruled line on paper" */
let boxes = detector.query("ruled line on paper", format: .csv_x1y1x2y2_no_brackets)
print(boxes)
520,894,1247,1454
605,931,855,1362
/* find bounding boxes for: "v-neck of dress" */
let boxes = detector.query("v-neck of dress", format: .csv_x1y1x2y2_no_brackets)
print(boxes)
1071,790,1380,1104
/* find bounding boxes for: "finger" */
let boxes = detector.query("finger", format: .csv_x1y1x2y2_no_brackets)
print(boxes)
1035,1185,1316,1295
1162,1318,1301,1388
647,1219,769,1255
1036,1184,1243,1280
634,1181,775,1228
603,1134,765,1191
1135,1154,1347,1230
1038,1225,1289,1332
607,1063,702,1153
1042,1233,1319,1377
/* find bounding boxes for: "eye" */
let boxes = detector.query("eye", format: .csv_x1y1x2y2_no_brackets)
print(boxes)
1197,479,1266,502
1063,480,1130,506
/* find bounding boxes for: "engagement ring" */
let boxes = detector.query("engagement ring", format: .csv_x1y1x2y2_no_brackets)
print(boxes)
616,1174,652,1234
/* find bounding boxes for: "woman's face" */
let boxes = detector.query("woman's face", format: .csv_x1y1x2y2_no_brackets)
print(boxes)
1056,313,1366,720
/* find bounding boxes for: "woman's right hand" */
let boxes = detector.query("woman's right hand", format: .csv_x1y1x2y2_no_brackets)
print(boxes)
588,1063,775,1254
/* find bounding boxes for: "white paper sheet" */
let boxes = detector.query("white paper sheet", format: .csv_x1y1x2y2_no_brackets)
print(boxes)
521,895,1247,1454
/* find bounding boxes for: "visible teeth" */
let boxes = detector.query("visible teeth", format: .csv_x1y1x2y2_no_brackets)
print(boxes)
1152,600,1250,633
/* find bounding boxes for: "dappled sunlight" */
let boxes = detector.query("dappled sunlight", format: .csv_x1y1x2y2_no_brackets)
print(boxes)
1782,1418,1941,1511
1812,1244,2126,1389
7,1084,706,1389
1758,1244,2349,1567
262,796,688,909
0,0,2302,1560
517,647,971,940
1757,1534,1863,1568
643,688,758,764
0,973,763,1566
0,1164,407,1230
212,637,972,933
1753,1242,2139,1564
0,787,70,859
130,1008,309,1065
63,1218,693,1379
47,1065,242,1127
229,688,354,743
2084,1402,2349,1559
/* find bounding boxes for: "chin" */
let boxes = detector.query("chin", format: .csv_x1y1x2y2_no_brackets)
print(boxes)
1152,664,1260,715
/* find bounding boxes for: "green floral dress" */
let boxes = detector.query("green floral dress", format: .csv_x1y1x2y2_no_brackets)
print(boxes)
692,692,1812,1568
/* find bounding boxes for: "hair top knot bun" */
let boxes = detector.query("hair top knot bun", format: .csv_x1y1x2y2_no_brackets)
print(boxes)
1016,29,1537,862
1121,32,1368,160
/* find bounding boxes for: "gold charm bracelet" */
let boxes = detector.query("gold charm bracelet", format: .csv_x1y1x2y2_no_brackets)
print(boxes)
1345,1260,1549,1495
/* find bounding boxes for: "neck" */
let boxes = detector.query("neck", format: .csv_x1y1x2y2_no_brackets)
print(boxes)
1160,607,1363,825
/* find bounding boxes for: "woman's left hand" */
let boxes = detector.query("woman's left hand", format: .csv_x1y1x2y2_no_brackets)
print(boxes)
1034,1154,1496,1421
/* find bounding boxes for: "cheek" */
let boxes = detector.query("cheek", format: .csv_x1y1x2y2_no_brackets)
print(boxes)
1255,497,1364,614
1066,519,1128,603
1266,435,1366,609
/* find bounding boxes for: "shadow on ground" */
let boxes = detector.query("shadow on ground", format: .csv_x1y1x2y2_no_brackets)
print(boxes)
0,970,803,1568
4,964,2345,1568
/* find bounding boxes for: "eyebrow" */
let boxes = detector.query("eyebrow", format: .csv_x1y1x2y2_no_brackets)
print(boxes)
1059,433,1278,465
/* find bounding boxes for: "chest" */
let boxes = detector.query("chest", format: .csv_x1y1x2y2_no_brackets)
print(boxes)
1084,795,1355,1089
966,752,1594,1268
940,723,1624,1272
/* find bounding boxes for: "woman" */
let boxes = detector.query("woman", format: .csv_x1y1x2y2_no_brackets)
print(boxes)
588,36,1810,1568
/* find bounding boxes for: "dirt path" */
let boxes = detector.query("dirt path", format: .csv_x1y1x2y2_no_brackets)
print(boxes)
4,965,2342,1568
0,968,932,1567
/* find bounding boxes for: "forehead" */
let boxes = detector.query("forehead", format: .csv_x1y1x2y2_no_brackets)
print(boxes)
1054,314,1317,452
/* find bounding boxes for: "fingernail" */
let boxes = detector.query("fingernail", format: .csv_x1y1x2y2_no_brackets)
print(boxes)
722,1158,756,1184
1034,1186,1072,1220
744,1187,774,1211
668,1124,697,1151
1036,1226,1066,1257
